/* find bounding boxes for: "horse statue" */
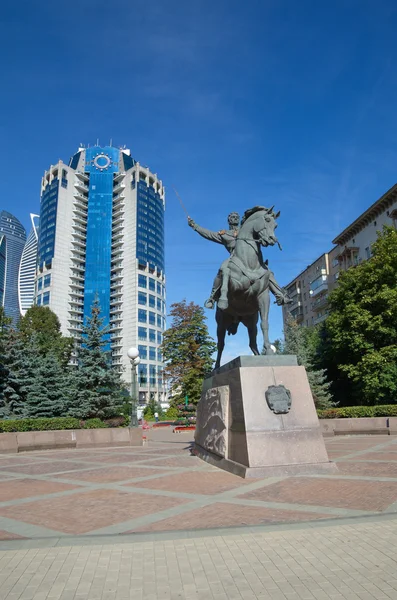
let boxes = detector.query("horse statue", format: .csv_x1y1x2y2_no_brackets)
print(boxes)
188,205,291,369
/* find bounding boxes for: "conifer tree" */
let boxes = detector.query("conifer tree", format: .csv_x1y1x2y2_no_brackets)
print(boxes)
23,353,66,418
1,328,29,418
67,297,124,419
281,315,335,409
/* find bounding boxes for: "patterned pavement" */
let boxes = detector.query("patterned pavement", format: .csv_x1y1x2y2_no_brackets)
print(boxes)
0,432,397,540
1,432,397,599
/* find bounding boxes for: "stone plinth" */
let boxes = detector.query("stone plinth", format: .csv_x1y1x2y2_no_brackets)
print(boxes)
194,355,337,478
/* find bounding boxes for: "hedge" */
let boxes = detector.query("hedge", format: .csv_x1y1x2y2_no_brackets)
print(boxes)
0,416,127,433
317,405,397,419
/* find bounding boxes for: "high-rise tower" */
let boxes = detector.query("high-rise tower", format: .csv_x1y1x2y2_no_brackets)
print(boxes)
18,213,39,316
0,211,26,322
36,145,166,403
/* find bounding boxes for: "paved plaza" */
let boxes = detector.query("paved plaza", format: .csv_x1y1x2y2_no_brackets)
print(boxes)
1,432,397,598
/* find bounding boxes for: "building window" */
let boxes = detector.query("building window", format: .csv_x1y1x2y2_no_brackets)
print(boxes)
365,246,371,259
43,274,51,288
332,258,339,268
157,349,162,362
149,294,155,308
138,363,147,384
138,345,147,359
157,331,162,344
138,274,147,288
42,291,50,306
138,292,147,306
157,315,162,328
374,221,377,226
148,278,155,292
149,365,156,385
149,329,156,342
37,294,42,306
149,347,156,361
156,298,162,311
138,309,147,323
138,327,147,341
37,278,43,291
149,311,155,325
157,282,162,295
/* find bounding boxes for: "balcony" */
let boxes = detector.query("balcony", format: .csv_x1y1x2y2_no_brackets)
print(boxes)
310,282,328,297
113,182,125,196
312,294,328,311
313,313,328,325
74,181,89,194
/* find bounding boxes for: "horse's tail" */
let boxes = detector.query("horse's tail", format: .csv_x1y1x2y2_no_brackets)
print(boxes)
227,321,239,336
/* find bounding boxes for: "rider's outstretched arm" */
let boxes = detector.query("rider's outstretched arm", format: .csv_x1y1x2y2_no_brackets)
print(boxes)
188,218,223,244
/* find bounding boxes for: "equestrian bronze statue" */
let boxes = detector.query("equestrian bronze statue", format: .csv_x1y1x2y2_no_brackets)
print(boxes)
188,206,291,369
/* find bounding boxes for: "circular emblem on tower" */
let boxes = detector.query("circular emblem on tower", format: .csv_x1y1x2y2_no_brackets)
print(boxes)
93,154,111,169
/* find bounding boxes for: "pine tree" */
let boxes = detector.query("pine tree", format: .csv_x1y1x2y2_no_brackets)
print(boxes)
0,307,11,409
67,297,124,419
281,315,335,409
23,353,66,418
161,300,216,406
1,329,29,418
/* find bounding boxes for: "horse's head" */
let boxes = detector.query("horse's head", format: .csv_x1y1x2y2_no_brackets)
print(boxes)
242,206,281,248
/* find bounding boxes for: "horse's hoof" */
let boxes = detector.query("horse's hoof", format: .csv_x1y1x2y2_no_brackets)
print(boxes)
217,299,228,310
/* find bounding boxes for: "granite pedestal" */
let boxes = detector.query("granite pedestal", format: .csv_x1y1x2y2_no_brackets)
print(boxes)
194,355,337,478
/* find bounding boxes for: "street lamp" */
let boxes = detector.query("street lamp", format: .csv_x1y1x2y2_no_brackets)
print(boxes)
127,347,140,428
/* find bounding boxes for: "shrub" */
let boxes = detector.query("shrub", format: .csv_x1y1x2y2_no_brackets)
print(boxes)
83,418,107,429
165,406,179,420
0,417,81,432
104,416,127,428
317,405,397,419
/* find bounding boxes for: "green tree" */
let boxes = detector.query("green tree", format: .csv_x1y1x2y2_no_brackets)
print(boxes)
280,315,335,409
320,226,397,405
18,306,73,366
0,328,29,418
0,307,11,406
67,297,125,419
161,300,216,406
23,352,66,418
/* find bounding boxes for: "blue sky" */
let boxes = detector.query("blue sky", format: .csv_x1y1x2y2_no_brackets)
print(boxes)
2,0,397,360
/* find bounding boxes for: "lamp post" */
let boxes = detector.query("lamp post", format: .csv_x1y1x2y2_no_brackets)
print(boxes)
127,347,140,428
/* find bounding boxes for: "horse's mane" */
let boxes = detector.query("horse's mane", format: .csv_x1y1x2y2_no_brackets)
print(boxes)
240,206,269,226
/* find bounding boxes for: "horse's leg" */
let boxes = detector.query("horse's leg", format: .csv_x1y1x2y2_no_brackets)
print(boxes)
242,314,260,355
258,288,272,355
215,311,227,369
218,268,230,310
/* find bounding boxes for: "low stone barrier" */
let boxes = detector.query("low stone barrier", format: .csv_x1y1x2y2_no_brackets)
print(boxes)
320,417,390,436
0,427,143,454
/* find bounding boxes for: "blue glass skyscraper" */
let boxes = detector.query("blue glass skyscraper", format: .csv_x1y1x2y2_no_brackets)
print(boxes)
0,211,26,322
36,145,166,404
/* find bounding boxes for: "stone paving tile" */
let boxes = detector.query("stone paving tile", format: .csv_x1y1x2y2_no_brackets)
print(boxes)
354,452,397,462
0,460,97,475
337,461,397,477
139,456,203,468
0,489,189,534
53,465,168,483
238,477,397,511
0,479,79,502
0,529,26,540
80,452,160,464
125,470,255,495
131,502,335,532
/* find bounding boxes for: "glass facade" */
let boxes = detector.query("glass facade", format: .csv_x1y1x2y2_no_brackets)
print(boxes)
136,181,164,271
0,211,26,322
38,180,58,267
0,236,5,307
83,146,120,328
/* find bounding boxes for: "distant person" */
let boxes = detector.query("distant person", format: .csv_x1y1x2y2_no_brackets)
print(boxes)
154,411,159,423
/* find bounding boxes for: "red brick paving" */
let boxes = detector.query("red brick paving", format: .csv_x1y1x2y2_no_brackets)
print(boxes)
337,461,397,477
0,461,97,475
0,489,188,534
354,452,397,462
132,503,334,532
53,466,166,483
80,453,156,464
238,477,397,511
0,529,27,540
125,471,254,495
0,479,79,502
141,457,201,468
